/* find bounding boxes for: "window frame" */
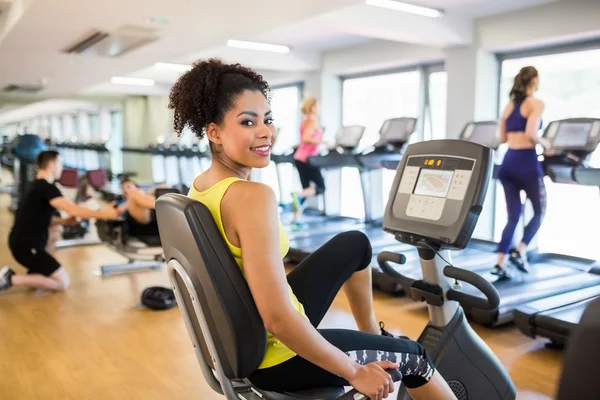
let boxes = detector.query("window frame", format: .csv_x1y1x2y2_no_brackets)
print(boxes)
340,62,445,144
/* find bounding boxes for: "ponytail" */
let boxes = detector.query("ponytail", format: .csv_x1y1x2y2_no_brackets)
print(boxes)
510,66,538,104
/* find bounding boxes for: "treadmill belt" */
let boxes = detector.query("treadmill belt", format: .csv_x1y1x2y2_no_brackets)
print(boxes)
288,224,399,261
535,300,592,335
515,286,600,345
285,218,364,240
461,260,600,326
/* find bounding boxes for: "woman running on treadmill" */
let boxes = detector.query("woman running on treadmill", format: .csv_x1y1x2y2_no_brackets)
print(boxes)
168,58,456,400
290,96,326,227
492,66,547,279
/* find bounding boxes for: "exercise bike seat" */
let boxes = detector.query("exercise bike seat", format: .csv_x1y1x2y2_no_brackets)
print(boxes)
155,194,347,400
254,387,344,400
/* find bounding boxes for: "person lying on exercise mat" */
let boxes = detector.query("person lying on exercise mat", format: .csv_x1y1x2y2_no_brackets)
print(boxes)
167,58,457,400
114,179,171,237
0,150,120,293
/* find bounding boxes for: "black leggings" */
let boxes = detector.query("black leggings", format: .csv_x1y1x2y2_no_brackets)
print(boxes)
248,231,435,392
295,160,326,195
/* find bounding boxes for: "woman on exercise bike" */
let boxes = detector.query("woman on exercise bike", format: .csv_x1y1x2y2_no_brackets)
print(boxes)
168,58,456,400
492,66,547,279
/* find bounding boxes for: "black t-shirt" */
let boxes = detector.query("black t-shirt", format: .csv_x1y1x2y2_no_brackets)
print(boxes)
9,179,63,247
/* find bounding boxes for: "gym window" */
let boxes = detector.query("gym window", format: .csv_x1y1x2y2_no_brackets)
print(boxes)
497,45,600,259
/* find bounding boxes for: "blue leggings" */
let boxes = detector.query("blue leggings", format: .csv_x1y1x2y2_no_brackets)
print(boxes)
496,149,547,254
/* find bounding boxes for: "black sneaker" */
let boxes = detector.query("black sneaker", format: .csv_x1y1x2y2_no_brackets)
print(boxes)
491,265,512,280
0,266,15,291
508,248,529,273
380,321,410,340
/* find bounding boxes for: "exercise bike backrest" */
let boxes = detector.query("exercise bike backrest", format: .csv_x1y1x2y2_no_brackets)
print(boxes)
156,194,276,393
155,193,399,400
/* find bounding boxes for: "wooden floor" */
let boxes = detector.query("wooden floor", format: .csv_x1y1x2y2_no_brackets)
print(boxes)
0,190,563,399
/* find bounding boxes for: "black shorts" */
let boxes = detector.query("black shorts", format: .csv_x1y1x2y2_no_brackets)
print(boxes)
125,210,160,237
9,242,61,276
248,231,435,392
294,160,325,194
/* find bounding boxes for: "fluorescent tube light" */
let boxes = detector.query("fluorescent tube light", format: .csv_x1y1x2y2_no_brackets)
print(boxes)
365,0,443,18
111,77,155,86
154,62,192,72
226,39,290,54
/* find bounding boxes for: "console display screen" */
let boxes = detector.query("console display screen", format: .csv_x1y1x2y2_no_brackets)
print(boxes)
413,169,454,198
469,125,497,147
554,122,590,147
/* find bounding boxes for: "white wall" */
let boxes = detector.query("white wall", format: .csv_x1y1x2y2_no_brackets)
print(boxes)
477,0,600,51
122,96,151,181
323,40,444,76
146,96,173,143
445,46,499,139
303,71,342,143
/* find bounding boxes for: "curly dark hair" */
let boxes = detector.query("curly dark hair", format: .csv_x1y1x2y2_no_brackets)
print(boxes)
168,58,271,143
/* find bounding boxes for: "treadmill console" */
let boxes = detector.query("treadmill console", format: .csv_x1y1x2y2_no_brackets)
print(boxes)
378,117,416,145
460,121,499,150
383,139,493,250
542,118,600,153
334,125,366,150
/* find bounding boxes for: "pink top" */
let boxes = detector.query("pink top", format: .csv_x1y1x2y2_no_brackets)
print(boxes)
293,118,323,163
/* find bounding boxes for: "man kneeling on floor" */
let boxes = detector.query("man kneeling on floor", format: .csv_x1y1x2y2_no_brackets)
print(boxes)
0,150,120,292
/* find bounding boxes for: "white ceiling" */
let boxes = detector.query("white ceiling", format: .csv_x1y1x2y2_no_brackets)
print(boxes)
0,0,561,106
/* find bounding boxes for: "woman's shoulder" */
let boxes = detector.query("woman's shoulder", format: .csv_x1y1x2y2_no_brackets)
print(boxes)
222,180,277,207
524,96,544,107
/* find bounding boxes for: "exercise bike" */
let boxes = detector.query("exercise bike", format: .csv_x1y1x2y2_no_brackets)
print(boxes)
155,138,516,400
377,139,516,399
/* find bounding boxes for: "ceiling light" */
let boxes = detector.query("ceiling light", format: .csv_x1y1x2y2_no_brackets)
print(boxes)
111,77,155,86
154,62,192,72
226,39,290,54
365,0,443,18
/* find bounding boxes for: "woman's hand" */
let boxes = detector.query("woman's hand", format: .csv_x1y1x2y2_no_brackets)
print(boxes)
347,361,399,400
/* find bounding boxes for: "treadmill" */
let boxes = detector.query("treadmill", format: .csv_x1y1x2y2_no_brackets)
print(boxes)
451,118,600,326
282,125,365,250
370,120,505,294
376,120,600,317
512,118,600,345
287,119,417,262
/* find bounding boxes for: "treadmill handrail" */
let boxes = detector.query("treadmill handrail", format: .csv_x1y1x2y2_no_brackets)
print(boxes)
573,167,600,187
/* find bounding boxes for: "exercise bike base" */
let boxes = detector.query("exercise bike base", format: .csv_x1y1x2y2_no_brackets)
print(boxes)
97,260,162,277
396,308,516,400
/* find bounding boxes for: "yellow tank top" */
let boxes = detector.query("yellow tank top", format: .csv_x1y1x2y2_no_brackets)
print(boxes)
187,177,306,369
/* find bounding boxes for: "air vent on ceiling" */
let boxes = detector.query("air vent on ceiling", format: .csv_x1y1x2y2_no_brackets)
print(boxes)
63,26,160,58
3,84,44,94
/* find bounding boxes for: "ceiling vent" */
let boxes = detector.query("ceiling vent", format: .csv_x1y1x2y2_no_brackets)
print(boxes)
2,83,44,94
63,26,160,58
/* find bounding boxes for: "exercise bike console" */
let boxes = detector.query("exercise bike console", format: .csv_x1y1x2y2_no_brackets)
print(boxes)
380,139,516,400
